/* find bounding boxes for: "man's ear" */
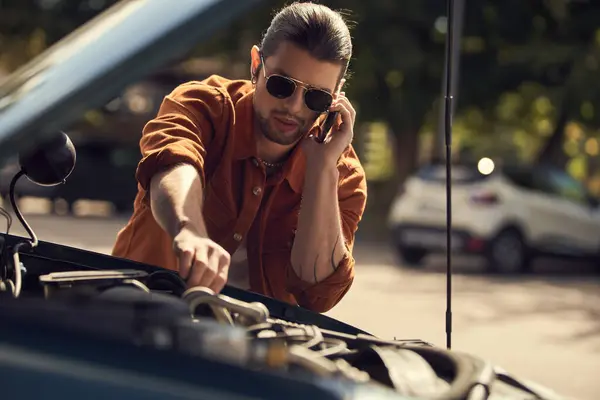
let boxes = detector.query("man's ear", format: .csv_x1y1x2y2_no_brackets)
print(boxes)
250,45,261,80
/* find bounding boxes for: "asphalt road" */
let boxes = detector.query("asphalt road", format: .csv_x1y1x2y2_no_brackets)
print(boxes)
3,209,599,400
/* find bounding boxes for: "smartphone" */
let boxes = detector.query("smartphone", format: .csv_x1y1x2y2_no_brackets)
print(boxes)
316,111,339,143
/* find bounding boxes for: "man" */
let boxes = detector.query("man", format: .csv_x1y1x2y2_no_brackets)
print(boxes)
112,1,367,313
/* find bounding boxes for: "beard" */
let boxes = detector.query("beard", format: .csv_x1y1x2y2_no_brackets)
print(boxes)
254,109,317,146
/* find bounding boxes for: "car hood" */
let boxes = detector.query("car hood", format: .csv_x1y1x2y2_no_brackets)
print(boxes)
0,0,262,164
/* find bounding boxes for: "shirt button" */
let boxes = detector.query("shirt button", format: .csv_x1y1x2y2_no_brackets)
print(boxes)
252,186,262,196
233,233,243,241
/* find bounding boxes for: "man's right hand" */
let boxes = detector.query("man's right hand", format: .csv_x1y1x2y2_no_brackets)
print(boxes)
172,226,231,293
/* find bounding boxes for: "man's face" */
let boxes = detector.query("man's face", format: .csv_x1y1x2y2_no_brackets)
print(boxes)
252,42,343,146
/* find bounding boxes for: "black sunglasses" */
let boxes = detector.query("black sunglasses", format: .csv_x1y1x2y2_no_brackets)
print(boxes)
260,55,333,113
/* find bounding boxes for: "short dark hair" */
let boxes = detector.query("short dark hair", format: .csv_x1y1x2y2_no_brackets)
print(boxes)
259,2,353,79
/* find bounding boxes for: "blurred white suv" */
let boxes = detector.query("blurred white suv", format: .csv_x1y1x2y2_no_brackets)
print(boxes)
387,162,600,273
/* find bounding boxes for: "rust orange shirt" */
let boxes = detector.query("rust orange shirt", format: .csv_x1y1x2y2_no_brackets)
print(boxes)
112,75,367,312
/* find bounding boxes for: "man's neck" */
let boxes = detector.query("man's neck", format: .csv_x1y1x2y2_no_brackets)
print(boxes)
253,120,297,164
255,135,295,164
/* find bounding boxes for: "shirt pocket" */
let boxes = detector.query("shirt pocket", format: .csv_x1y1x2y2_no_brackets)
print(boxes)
262,204,300,254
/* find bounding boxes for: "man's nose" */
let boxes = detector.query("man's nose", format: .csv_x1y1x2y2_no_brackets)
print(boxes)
284,87,305,114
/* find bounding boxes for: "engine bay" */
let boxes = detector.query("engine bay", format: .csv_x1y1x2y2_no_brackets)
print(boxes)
0,232,561,400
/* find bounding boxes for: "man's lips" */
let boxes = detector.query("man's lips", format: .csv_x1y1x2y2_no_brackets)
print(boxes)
273,115,299,130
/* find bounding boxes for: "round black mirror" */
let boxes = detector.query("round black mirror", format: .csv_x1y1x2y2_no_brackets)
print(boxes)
18,131,76,186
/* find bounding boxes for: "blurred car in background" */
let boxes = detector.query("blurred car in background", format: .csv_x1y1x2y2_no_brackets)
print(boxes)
387,161,600,273
0,140,140,214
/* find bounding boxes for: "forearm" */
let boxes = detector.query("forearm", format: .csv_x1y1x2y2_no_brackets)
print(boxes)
149,163,207,239
291,161,347,284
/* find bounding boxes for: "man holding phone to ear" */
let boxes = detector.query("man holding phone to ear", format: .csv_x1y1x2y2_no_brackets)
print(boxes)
112,1,367,313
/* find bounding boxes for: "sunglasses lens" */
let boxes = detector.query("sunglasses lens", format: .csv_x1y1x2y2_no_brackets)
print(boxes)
305,89,333,113
266,75,296,99
265,74,333,113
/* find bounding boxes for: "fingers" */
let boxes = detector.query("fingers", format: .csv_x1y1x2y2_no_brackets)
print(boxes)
183,243,230,293
195,248,220,288
335,92,356,123
212,254,230,293
173,227,232,294
187,244,209,287
177,245,194,279
327,94,355,146
196,253,217,288
331,101,351,128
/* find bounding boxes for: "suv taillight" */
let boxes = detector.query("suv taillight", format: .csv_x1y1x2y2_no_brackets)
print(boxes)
470,191,499,205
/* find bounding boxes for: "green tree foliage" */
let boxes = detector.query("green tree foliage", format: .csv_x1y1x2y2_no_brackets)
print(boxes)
189,0,600,174
2,0,600,195
0,0,120,71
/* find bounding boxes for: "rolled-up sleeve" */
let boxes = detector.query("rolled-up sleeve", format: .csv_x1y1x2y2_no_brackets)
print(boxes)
135,84,225,193
286,162,368,313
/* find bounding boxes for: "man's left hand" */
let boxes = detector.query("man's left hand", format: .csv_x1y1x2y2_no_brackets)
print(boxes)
303,92,356,166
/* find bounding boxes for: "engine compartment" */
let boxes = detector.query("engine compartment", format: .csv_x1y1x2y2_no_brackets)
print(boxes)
0,233,563,400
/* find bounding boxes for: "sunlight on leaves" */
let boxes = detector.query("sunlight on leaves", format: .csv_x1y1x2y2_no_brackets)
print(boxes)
566,121,584,141
580,101,594,120
512,129,534,159
533,96,552,116
589,177,600,197
584,138,599,156
532,16,546,33
496,93,523,121
544,0,568,21
385,70,404,89
363,122,394,182
567,156,587,181
563,138,580,158
466,107,485,126
519,82,545,98
536,119,553,136
463,37,485,53
83,110,105,127
585,54,598,70
483,5,496,23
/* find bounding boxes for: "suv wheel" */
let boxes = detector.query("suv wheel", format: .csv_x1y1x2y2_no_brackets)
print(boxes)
114,202,131,215
593,246,600,274
486,228,531,274
52,198,73,215
397,246,427,267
